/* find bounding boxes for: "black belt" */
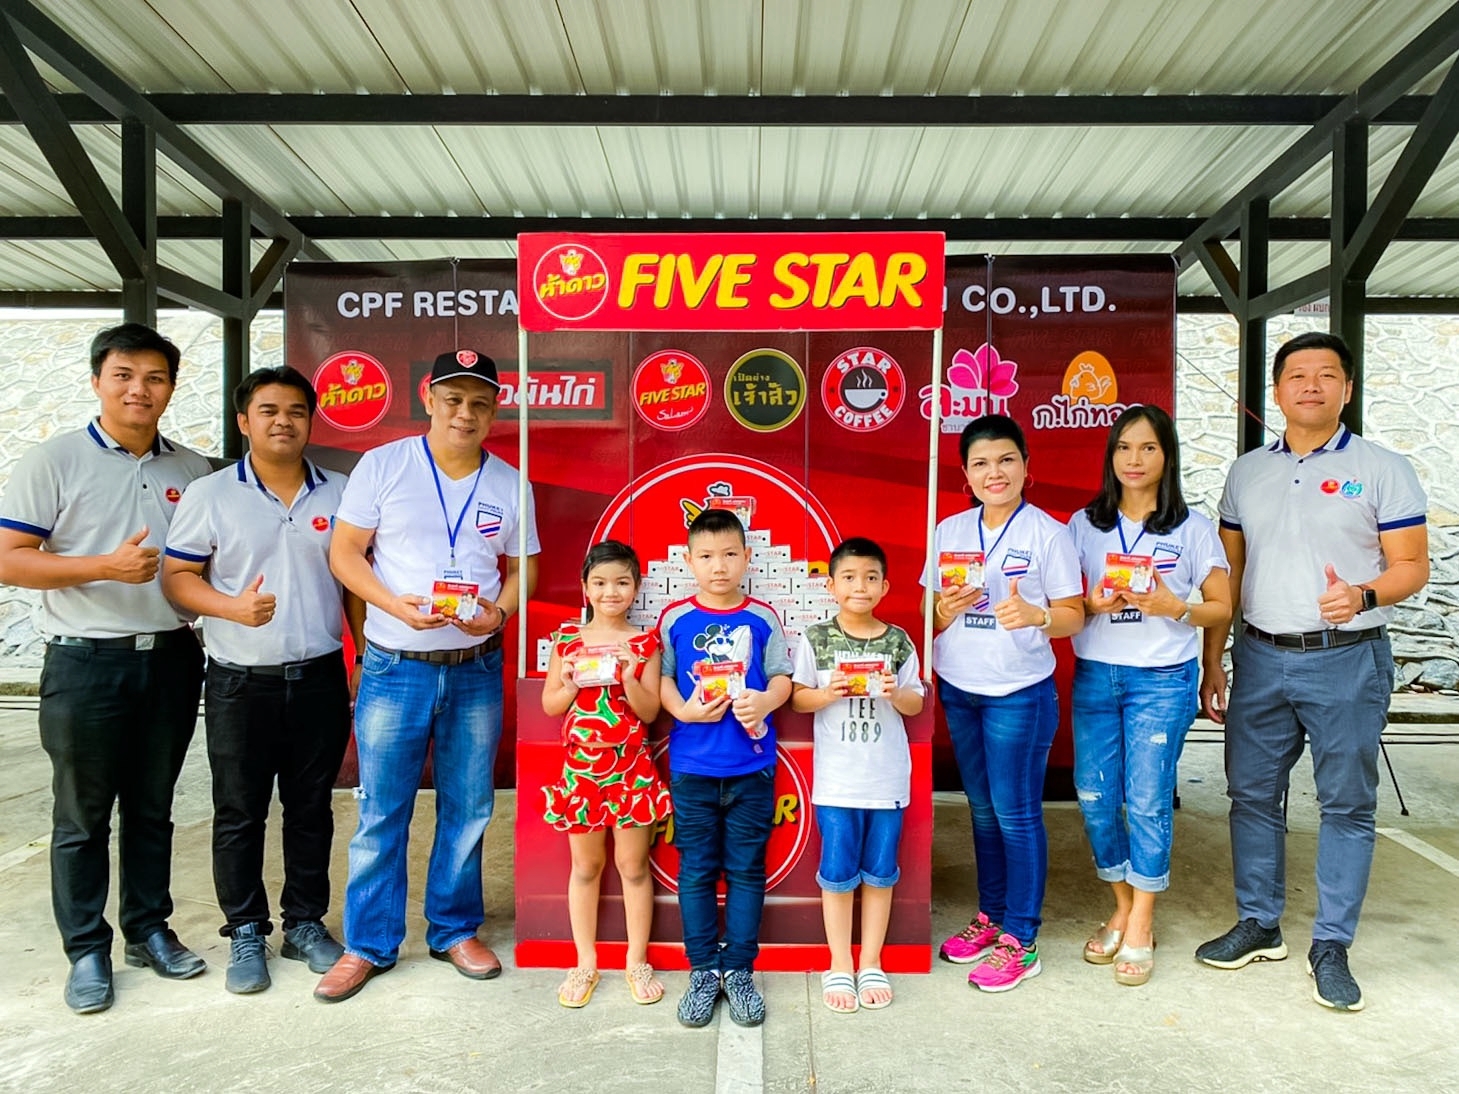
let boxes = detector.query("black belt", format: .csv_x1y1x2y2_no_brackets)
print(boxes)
369,632,502,667
50,627,196,652
1245,623,1386,653
209,651,340,680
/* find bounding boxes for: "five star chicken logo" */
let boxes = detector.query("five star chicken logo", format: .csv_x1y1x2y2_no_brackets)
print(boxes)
164,486,181,504
532,243,610,323
312,351,392,433
632,350,711,432
312,515,331,532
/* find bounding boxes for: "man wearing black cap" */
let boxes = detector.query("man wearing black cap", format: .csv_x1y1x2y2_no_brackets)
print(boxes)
314,349,539,1003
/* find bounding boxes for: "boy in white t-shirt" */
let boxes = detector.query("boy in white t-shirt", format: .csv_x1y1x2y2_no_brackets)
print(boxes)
791,538,925,1014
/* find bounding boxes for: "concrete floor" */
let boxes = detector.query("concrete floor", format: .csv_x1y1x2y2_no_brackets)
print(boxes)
1,702,1458,1094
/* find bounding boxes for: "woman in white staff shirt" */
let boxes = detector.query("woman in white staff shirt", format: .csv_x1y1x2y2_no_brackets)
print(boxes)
926,414,1084,994
1068,405,1231,986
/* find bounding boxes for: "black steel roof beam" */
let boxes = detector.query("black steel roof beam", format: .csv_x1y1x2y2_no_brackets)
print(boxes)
0,0,319,259
1247,268,1331,318
156,265,242,319
1195,240,1242,314
1344,57,1459,282
0,93,1432,128
1176,2,1459,268
0,13,145,280
9,214,1459,242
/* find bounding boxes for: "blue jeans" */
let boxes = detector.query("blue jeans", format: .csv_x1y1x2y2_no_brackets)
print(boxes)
937,675,1058,948
670,767,777,971
816,805,904,892
343,643,504,966
1225,631,1393,945
1072,658,1197,892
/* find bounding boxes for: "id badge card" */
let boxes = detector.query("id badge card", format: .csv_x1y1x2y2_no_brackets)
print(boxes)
431,564,480,621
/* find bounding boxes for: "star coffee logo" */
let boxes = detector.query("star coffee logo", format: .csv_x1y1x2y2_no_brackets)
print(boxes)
821,346,905,432
632,350,711,432
312,351,392,433
532,243,610,323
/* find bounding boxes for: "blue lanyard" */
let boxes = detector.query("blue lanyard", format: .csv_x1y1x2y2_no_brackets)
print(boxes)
422,436,485,564
977,499,1027,561
1117,514,1148,555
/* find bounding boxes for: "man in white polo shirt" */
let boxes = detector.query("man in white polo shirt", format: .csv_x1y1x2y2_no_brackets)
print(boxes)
1198,332,1429,1012
162,366,363,995
0,323,213,1013
314,348,539,1003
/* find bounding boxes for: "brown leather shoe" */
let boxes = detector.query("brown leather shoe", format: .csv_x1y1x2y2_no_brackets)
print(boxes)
429,937,503,980
313,954,393,1003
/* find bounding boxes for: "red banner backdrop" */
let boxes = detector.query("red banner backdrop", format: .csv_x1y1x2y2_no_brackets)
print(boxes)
282,250,1174,972
517,231,946,332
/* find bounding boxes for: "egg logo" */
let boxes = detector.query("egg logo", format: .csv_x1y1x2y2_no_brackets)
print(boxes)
1062,351,1119,404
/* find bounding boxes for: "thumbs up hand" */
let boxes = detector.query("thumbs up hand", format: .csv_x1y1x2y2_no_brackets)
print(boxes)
233,573,278,627
994,576,1046,631
106,527,161,584
1316,563,1361,626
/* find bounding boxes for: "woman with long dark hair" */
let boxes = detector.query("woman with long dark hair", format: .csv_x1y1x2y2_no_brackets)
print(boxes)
1068,405,1231,986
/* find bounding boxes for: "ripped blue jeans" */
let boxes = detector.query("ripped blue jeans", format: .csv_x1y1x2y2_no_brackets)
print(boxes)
1071,658,1198,892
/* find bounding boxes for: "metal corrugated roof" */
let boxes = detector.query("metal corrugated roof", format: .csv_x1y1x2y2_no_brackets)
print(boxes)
3,0,1458,300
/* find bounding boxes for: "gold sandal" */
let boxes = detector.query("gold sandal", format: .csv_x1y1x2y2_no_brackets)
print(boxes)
1082,923,1124,965
1113,944,1155,987
625,962,664,1005
557,967,600,1008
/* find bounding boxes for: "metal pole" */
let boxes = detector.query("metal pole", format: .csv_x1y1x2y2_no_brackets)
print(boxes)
517,324,529,678
922,325,944,682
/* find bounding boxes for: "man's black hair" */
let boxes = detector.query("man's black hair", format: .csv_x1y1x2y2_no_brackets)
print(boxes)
1272,332,1354,383
90,323,181,382
233,366,319,416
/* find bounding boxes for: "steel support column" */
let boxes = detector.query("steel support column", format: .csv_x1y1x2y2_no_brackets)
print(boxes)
1238,200,1270,454
1331,122,1368,436
120,117,157,326
221,199,249,460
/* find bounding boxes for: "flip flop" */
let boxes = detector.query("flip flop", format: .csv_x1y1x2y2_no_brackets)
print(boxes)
557,967,601,1008
625,962,664,1005
1083,923,1124,965
821,970,859,1013
856,967,893,1010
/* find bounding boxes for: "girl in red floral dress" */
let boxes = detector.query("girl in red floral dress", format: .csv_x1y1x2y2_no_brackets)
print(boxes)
542,541,673,1008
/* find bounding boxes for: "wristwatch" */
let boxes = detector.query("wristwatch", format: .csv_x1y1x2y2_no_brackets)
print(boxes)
1177,604,1193,625
1039,606,1053,631
1357,584,1379,613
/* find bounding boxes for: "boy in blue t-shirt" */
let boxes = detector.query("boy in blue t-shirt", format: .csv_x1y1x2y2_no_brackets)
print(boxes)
658,508,792,1030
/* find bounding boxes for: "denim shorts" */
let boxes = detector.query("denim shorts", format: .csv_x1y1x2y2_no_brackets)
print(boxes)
815,804,904,892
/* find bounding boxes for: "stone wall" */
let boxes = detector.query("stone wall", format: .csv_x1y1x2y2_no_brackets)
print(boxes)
0,310,1454,691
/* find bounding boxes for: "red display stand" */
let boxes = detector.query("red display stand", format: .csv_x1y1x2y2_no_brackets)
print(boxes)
514,677,934,973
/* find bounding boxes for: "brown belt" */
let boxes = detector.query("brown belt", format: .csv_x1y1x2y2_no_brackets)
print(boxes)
367,632,502,666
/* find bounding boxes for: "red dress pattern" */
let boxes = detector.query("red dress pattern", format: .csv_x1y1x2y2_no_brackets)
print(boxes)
542,624,673,833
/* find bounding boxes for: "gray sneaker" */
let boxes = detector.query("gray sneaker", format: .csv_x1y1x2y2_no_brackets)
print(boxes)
225,923,271,995
721,968,765,1027
282,921,345,974
1195,918,1288,969
1308,940,1364,1011
677,968,722,1028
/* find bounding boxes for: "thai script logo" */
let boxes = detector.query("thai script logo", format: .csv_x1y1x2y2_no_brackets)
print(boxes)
312,351,392,432
919,343,1020,433
1029,350,1131,431
725,349,806,433
532,243,610,322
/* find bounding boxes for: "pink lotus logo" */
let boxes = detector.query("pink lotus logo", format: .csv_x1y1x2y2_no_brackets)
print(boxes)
919,343,1020,432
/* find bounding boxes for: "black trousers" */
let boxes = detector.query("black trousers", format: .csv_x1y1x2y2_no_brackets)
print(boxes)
205,656,351,937
38,634,205,962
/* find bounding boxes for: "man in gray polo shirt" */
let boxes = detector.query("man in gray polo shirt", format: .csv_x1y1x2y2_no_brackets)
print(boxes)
163,366,363,995
0,323,213,1013
1198,331,1429,1012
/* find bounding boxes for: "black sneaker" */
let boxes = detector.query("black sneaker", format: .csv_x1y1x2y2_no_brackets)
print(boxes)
226,923,271,995
1195,918,1288,969
282,920,345,974
721,968,765,1027
1307,940,1364,1011
677,968,722,1028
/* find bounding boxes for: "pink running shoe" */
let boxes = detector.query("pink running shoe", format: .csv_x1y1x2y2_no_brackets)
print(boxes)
967,934,1042,993
939,912,1002,964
